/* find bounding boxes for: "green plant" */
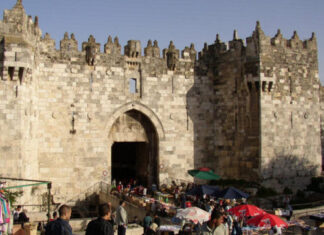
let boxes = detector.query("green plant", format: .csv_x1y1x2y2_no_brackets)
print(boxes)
3,189,23,206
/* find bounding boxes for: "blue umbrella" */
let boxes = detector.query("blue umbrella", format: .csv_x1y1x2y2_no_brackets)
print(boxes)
216,187,249,199
187,185,220,197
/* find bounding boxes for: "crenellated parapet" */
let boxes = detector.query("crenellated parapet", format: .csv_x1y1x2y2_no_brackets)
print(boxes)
104,36,121,55
198,21,317,63
197,21,318,87
0,0,40,83
144,40,160,58
162,41,179,71
60,32,78,53
82,35,100,66
124,40,141,58
181,43,196,62
41,33,56,52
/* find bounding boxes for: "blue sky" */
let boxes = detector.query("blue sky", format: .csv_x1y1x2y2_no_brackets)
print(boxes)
1,0,324,83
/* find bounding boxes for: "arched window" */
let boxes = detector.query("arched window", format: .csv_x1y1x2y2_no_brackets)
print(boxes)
129,78,137,93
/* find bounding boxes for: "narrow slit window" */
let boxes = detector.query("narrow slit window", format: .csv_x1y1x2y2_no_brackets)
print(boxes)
8,67,14,80
129,78,137,93
247,82,252,91
255,81,260,91
18,67,24,84
268,82,273,92
262,81,266,92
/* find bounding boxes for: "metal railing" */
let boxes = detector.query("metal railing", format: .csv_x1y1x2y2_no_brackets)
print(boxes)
59,181,111,208
292,206,324,219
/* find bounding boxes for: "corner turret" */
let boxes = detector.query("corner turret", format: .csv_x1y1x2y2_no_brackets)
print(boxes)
2,0,41,39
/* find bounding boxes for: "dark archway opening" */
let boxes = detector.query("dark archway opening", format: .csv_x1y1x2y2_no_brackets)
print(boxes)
112,142,149,185
110,110,159,187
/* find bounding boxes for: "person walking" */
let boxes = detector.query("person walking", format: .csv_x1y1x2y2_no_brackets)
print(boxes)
201,210,226,235
115,200,128,235
45,205,72,235
13,205,22,224
85,203,114,235
143,212,153,234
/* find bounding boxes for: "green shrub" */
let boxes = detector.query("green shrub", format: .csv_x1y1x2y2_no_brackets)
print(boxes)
3,189,23,206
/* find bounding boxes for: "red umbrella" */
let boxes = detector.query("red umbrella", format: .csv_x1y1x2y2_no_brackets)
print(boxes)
198,167,213,172
247,213,288,228
228,204,266,217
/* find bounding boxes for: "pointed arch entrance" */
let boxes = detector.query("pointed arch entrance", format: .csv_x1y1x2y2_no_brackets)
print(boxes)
108,109,159,186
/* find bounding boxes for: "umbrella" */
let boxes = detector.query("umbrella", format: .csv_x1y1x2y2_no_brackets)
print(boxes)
188,168,220,180
175,207,210,224
187,185,220,197
228,204,266,217
246,213,288,228
216,187,249,199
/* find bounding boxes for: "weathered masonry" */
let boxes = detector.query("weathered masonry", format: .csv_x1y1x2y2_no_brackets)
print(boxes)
0,0,322,203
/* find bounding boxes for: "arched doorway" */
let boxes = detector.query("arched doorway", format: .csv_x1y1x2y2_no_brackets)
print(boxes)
109,109,158,187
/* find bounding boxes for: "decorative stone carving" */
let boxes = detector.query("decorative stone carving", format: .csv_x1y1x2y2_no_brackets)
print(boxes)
14,0,23,9
181,43,196,61
104,36,121,55
42,33,55,51
189,43,197,61
152,40,160,58
144,40,153,57
60,32,78,52
104,36,113,54
82,35,100,66
181,46,190,59
114,37,121,54
124,40,141,58
164,41,179,71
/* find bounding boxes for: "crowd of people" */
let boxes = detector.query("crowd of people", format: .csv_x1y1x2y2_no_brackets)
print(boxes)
11,179,290,235
108,179,287,235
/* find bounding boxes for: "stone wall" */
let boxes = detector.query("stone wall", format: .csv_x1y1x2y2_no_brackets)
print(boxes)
258,27,321,189
35,41,200,201
197,23,322,188
0,1,322,206
198,30,262,180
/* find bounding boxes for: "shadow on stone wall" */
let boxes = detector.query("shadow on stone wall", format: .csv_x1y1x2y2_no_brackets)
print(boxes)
186,59,214,173
262,154,319,190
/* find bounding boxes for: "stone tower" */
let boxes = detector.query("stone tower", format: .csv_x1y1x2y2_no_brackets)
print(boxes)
197,22,321,188
0,0,41,181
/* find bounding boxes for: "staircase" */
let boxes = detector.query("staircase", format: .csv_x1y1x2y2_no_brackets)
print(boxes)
56,182,110,218
57,182,147,220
